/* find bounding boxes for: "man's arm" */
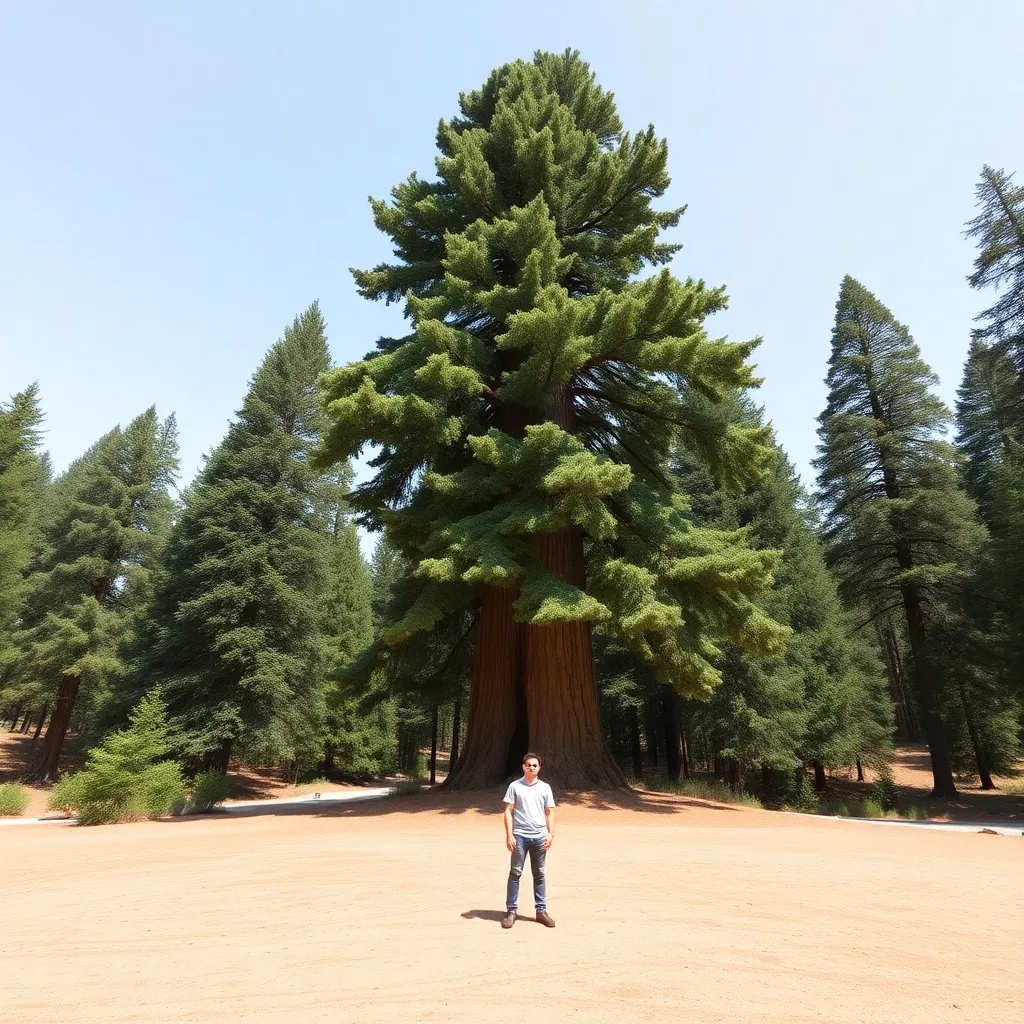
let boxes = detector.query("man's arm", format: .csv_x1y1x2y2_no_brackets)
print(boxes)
503,802,516,852
542,804,555,849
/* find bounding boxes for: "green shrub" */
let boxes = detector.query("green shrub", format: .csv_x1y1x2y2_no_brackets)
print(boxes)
47,692,186,825
788,770,819,813
861,797,884,818
188,771,230,812
870,769,899,812
905,805,928,820
0,782,30,816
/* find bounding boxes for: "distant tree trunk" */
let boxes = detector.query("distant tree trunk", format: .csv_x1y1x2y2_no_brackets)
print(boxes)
681,730,690,780
898,582,958,798
727,758,744,793
27,674,81,783
644,703,659,768
449,694,462,778
429,703,439,785
661,687,683,783
19,713,31,733
203,739,232,775
812,761,827,792
856,759,864,782
628,708,644,781
878,619,917,741
956,680,994,790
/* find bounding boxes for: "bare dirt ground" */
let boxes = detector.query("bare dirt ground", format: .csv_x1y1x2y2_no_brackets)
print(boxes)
2,788,1021,1024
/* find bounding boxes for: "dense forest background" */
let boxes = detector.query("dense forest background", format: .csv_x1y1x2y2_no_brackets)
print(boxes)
2,57,1021,809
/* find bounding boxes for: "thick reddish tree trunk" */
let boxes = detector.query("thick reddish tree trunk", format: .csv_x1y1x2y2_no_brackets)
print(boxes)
444,585,522,789
27,674,81,782
522,526,625,790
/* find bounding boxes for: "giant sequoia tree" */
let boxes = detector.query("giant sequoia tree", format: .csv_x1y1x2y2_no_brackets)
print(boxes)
815,277,986,798
315,51,785,788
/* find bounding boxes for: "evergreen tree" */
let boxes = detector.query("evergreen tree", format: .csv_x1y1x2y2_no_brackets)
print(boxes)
320,518,395,779
954,337,1021,515
0,384,46,674
675,407,891,797
131,305,332,773
987,446,1024,688
815,276,986,797
966,165,1024,374
314,50,785,788
9,408,178,781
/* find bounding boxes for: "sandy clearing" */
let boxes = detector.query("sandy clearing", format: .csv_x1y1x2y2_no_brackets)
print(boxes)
1,792,1020,1024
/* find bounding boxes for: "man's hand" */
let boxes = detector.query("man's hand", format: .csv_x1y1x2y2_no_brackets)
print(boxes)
541,831,554,850
506,836,517,853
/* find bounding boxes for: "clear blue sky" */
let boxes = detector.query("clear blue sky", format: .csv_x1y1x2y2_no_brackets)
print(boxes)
3,1,1022,509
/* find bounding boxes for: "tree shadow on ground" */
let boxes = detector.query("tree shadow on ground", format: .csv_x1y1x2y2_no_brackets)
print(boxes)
157,785,745,824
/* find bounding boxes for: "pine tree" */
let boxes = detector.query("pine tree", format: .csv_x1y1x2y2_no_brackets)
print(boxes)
10,408,178,781
0,384,46,675
314,51,785,788
815,276,986,797
131,305,332,773
955,338,1021,515
966,166,1024,374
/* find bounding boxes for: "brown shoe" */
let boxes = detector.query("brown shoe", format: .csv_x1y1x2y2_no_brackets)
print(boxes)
501,911,516,929
536,911,556,928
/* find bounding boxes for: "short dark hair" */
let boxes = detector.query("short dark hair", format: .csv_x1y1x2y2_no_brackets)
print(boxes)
522,752,542,767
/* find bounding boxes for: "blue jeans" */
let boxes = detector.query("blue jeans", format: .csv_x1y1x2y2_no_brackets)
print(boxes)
506,834,547,913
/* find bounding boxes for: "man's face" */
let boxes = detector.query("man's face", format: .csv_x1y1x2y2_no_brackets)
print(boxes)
523,758,540,780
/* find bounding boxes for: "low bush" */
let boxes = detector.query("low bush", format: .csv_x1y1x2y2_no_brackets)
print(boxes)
187,771,230,813
787,770,819,813
870,769,900,812
0,782,30,816
861,797,884,818
47,693,186,825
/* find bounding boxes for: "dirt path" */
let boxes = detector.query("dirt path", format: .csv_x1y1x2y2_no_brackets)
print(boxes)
1,791,1020,1023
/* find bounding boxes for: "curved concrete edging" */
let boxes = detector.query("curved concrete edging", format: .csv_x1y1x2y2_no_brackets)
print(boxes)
0,786,398,827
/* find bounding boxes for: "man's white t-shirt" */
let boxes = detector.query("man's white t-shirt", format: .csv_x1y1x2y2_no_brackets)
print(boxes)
502,777,555,838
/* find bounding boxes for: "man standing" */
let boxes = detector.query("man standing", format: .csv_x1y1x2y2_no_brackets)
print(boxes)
501,753,556,929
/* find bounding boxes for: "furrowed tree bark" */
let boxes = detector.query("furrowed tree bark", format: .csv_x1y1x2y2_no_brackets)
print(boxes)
444,585,521,789
523,525,626,790
27,674,81,783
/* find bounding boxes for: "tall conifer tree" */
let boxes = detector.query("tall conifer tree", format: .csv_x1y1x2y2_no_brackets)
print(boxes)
12,408,178,781
132,305,331,772
0,384,46,674
966,166,1024,376
815,277,985,797
315,51,785,788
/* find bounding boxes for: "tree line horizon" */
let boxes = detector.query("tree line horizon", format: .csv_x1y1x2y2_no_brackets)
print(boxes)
1,51,1021,801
